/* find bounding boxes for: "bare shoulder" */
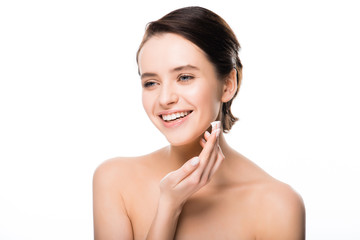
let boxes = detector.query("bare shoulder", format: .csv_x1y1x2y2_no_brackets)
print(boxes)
93,155,153,187
230,153,305,218
93,158,132,198
92,157,140,239
92,155,145,210
93,156,138,184
92,149,166,239
257,179,305,219
228,152,305,239
93,147,167,191
254,178,306,240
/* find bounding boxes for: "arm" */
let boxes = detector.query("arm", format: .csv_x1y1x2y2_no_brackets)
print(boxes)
93,161,133,240
146,128,224,239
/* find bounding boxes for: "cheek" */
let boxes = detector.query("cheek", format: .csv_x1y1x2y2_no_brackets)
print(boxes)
188,82,221,109
186,82,221,113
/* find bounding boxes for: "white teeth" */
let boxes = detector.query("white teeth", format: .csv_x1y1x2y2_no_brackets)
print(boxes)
161,111,191,121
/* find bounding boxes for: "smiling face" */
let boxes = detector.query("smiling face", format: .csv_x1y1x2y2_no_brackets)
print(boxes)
138,33,225,146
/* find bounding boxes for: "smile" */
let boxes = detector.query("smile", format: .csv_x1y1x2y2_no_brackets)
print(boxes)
161,111,192,122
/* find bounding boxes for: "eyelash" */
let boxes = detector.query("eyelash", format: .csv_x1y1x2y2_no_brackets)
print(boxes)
142,75,194,88
178,74,194,82
143,81,156,88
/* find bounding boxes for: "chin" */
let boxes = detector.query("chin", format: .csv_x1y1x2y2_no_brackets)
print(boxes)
151,113,216,146
164,131,202,147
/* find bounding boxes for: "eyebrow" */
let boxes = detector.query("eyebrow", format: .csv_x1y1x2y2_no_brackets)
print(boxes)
172,64,200,72
140,64,199,80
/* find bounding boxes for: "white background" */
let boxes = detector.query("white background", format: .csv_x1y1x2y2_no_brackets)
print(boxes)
1,0,359,239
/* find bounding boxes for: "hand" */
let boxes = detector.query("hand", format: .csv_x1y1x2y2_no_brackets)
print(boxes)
159,123,225,209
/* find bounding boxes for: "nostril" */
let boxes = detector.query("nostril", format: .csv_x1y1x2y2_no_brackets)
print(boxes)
159,93,179,106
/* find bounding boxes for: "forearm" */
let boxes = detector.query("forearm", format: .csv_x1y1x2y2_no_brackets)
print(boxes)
146,198,183,240
145,128,221,239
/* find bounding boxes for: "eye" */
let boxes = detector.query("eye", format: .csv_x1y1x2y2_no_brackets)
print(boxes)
143,81,157,88
178,74,194,82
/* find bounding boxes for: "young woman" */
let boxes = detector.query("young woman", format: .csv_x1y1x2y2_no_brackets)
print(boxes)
93,6,305,240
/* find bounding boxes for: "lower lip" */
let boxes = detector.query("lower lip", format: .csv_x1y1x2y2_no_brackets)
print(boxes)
161,112,192,128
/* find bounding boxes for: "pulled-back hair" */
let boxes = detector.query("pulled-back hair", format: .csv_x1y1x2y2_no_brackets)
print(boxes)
137,6,242,132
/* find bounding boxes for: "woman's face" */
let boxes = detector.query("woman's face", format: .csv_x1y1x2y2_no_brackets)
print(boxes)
138,33,224,146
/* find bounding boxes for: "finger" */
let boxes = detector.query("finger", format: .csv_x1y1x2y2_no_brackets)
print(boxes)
160,171,174,183
161,157,200,185
200,131,221,180
198,130,218,165
200,146,218,182
196,130,219,179
211,121,221,145
209,146,225,178
200,126,221,179
204,131,211,141
199,138,206,148
204,120,221,142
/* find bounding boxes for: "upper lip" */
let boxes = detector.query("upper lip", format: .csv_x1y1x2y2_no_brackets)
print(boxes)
157,109,193,117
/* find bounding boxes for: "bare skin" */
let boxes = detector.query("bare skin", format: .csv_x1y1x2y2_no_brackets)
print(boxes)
93,133,305,239
93,33,305,239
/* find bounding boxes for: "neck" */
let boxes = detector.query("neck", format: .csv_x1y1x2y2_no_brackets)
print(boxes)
168,137,203,165
164,133,235,190
167,133,231,167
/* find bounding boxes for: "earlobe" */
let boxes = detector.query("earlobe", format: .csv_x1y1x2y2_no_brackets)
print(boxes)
221,68,237,103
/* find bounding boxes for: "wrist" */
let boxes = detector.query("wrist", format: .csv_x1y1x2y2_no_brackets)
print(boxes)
158,195,183,217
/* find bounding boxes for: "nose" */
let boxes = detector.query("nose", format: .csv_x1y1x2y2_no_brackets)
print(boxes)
158,83,179,107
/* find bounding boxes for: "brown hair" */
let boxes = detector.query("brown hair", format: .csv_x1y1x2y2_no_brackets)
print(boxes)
136,6,242,132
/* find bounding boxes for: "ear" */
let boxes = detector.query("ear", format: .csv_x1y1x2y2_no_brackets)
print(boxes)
221,68,237,103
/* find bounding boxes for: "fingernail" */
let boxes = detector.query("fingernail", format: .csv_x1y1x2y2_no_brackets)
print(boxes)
190,157,200,166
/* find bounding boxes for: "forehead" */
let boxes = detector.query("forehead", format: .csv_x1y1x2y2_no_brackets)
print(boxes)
138,33,212,74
